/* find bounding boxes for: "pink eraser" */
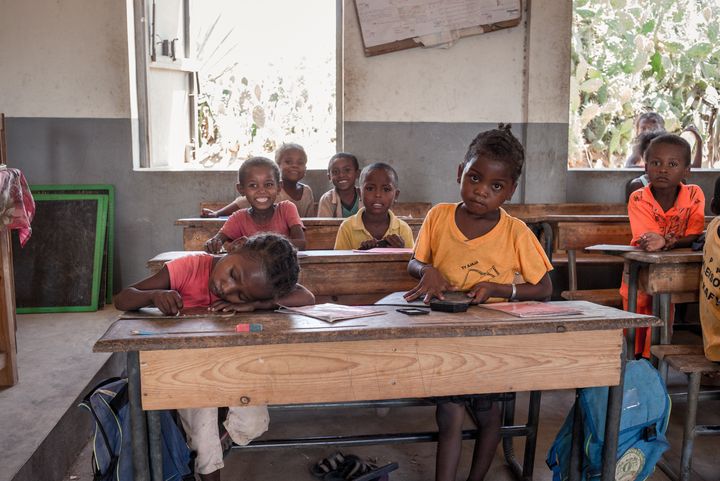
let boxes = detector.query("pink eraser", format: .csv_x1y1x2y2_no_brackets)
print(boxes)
235,323,263,332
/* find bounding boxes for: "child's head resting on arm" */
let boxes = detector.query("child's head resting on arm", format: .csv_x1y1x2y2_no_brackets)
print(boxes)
213,233,300,305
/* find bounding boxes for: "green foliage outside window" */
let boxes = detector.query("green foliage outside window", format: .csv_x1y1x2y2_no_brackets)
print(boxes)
570,0,720,168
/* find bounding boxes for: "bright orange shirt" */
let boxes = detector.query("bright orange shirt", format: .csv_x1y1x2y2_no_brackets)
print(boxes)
627,184,705,244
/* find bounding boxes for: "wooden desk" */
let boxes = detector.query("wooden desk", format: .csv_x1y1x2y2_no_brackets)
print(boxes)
623,249,703,347
175,217,425,251
94,301,658,481
147,250,416,305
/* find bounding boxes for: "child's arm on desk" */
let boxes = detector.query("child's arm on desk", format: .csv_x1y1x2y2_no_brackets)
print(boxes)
114,266,183,315
288,224,306,250
210,283,315,312
404,258,453,303
205,231,231,253
468,272,552,304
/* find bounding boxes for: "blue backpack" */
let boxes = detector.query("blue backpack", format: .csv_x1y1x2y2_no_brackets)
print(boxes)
546,360,671,481
79,377,193,481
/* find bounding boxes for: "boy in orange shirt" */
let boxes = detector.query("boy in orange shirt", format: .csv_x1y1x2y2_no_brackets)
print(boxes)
622,134,705,358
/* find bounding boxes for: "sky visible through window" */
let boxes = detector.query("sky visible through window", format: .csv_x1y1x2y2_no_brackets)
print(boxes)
191,1,337,169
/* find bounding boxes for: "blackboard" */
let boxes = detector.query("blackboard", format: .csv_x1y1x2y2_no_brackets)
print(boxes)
354,0,523,56
30,185,115,303
13,194,108,313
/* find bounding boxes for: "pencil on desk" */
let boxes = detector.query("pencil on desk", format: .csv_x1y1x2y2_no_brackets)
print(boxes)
131,323,263,335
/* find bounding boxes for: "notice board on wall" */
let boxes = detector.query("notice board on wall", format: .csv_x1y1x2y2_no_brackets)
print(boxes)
354,0,522,56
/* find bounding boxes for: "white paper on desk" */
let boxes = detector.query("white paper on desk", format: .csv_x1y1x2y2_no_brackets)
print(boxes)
276,303,384,323
585,244,642,253
479,302,582,318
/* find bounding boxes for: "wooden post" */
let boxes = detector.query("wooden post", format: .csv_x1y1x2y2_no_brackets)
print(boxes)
0,227,18,385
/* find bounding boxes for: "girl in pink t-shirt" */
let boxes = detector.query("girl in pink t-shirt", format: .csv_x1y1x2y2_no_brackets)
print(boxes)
205,156,306,253
115,233,314,480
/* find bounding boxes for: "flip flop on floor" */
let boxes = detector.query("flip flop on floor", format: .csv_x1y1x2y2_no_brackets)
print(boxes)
348,461,399,481
321,455,399,481
310,451,347,479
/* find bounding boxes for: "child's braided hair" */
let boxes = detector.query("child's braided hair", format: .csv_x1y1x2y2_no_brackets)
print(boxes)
463,123,525,182
241,233,300,298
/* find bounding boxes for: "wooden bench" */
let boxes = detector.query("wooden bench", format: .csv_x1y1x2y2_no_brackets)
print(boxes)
650,345,720,481
200,201,432,219
147,250,417,305
176,217,425,251
553,220,632,307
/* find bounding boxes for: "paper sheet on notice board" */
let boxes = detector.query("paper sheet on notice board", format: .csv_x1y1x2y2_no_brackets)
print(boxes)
355,0,522,48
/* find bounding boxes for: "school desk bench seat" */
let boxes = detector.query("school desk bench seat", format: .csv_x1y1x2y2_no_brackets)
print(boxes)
650,344,720,481
176,217,425,251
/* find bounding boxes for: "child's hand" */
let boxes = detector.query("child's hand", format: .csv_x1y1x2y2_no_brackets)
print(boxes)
205,235,225,254
638,232,665,251
683,124,701,140
201,208,219,218
382,234,405,248
404,266,452,304
467,282,497,304
210,299,256,313
663,233,679,250
359,239,379,250
151,290,183,315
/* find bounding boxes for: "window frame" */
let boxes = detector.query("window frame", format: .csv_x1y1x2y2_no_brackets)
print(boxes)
129,0,343,171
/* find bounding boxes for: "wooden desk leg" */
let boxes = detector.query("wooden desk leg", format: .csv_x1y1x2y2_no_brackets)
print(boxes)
128,351,151,481
658,293,672,380
600,342,627,481
626,261,640,359
567,249,577,292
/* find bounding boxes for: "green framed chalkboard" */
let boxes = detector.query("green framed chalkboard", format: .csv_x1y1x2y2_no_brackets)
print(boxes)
13,193,108,313
29,185,114,303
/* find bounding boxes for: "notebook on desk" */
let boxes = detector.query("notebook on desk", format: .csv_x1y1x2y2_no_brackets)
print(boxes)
276,303,385,323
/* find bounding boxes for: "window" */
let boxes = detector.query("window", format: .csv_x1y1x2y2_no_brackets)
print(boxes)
130,0,339,170
569,1,720,169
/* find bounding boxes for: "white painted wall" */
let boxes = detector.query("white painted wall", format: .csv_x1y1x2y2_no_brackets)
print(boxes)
0,0,130,118
343,0,527,123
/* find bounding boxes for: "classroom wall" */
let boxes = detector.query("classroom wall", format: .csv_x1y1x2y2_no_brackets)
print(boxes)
2,0,717,287
343,0,571,205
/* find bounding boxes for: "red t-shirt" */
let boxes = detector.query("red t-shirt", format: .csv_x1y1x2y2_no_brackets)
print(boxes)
166,253,220,308
220,200,303,240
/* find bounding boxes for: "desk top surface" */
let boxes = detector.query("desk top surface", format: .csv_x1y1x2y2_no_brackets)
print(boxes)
623,248,703,264
176,217,425,226
147,250,413,266
95,301,658,353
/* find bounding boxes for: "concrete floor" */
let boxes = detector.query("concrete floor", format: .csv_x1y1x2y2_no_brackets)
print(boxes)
2,309,718,481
